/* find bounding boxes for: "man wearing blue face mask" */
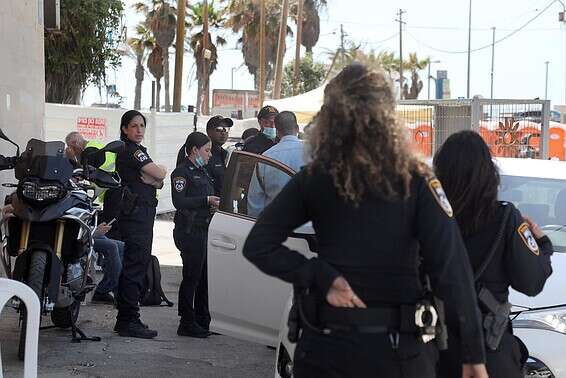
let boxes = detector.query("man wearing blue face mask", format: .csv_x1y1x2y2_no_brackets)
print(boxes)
243,105,279,154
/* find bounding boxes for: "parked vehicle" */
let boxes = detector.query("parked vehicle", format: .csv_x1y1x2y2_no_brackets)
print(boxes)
0,128,123,360
208,152,566,378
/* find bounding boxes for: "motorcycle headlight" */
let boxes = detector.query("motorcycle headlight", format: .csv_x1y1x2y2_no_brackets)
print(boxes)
513,306,566,334
19,180,66,203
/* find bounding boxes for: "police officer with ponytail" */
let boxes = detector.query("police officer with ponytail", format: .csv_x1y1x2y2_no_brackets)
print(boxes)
171,132,219,338
114,110,167,339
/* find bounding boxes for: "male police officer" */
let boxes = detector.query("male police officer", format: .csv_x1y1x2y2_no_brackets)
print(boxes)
205,115,233,197
242,105,279,154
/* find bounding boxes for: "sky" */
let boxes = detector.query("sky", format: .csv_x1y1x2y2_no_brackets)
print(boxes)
82,0,566,110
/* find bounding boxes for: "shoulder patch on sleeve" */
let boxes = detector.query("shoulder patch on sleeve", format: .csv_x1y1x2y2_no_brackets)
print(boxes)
518,222,540,255
428,178,453,217
134,149,149,163
173,176,187,192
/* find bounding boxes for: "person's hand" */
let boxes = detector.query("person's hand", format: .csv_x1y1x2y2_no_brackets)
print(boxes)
140,171,155,185
208,196,220,208
326,276,367,308
462,363,488,378
157,164,168,176
1,204,15,219
523,215,545,239
94,222,111,237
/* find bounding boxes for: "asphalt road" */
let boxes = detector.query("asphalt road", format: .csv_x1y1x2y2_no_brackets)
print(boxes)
0,220,275,378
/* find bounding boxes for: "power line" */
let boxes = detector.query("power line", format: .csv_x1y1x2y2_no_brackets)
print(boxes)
406,0,559,55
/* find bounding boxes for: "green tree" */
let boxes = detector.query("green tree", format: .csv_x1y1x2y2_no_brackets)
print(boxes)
281,55,325,98
291,0,327,55
127,24,155,110
402,52,429,99
44,0,124,104
187,0,227,115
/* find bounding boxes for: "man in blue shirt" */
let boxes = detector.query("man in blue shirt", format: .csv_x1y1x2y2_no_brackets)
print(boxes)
248,111,305,217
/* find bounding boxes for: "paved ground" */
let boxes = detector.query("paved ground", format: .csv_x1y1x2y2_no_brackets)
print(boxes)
1,220,275,377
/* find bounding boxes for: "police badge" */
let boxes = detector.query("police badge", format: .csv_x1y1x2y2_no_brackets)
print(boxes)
173,176,186,192
518,222,540,255
428,178,454,217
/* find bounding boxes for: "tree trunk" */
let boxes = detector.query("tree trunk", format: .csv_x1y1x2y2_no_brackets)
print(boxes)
156,80,161,112
46,74,81,104
195,77,202,116
134,53,144,110
162,47,171,112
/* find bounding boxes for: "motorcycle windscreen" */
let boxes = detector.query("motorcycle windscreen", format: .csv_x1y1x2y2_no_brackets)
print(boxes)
15,139,74,182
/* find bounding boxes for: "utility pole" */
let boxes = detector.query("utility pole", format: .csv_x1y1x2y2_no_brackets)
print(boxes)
396,9,406,99
340,24,345,66
173,0,187,112
273,0,289,99
466,0,472,98
427,59,440,100
259,0,266,106
201,0,210,115
490,27,495,100
293,0,304,96
545,61,550,100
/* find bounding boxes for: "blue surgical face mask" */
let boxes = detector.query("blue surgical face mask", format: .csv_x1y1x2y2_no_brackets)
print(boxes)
262,127,276,140
195,154,206,168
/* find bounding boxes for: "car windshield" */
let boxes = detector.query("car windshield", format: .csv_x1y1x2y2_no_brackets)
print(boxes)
500,175,566,253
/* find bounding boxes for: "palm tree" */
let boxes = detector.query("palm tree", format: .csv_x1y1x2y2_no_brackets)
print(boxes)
187,1,227,115
127,23,155,110
291,0,326,55
402,53,429,99
147,45,164,110
225,0,292,90
134,0,177,112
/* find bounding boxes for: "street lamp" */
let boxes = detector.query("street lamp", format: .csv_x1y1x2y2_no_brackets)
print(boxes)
428,60,440,100
545,61,550,100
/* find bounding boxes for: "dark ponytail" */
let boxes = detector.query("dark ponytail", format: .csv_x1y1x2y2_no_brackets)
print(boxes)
176,131,210,167
120,110,147,141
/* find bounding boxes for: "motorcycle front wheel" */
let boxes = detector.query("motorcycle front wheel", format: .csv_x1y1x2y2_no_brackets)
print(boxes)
18,250,47,361
51,299,80,329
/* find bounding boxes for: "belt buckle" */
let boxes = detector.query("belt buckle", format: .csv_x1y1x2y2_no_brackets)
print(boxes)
415,302,438,343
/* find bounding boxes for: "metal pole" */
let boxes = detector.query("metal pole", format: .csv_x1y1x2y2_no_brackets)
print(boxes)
273,0,289,99
293,0,304,96
201,0,210,115
427,64,431,100
490,27,495,100
466,0,472,98
259,0,266,106
397,9,405,99
172,0,187,112
545,61,550,100
231,67,235,90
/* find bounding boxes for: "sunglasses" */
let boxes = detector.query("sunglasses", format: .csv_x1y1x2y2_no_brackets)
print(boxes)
213,127,228,133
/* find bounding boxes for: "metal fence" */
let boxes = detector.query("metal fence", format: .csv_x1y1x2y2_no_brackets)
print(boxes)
397,99,554,160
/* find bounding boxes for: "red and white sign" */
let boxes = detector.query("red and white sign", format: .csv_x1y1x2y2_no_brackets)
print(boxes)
77,117,107,139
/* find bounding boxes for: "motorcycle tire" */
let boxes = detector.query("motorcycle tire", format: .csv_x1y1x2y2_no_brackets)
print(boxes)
18,250,47,361
51,299,80,329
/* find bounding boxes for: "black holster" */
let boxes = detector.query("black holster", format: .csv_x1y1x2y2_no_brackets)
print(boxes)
120,187,138,215
478,286,511,350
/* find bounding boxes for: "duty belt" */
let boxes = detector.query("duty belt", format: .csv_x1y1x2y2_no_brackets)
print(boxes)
319,305,419,334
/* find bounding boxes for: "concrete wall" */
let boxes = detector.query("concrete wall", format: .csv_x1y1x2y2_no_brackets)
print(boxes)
45,104,260,213
0,0,45,200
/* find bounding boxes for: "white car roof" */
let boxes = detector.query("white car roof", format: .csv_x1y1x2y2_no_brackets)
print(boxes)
496,158,566,180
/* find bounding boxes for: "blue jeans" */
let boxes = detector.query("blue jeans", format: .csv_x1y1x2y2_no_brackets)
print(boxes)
94,235,124,294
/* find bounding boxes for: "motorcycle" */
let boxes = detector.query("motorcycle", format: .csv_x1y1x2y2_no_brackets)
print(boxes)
0,128,124,360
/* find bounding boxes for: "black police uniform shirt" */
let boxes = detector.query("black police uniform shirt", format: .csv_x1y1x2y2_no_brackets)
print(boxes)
171,160,215,230
243,168,486,364
116,140,157,207
464,202,552,304
242,132,275,155
206,143,228,196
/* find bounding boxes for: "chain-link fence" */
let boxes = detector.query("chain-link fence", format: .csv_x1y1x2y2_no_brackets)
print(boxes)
397,99,554,160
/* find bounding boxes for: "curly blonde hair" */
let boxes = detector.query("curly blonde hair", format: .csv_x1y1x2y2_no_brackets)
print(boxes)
308,63,429,205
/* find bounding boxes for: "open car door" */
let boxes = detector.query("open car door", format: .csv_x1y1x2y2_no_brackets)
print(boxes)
208,151,315,346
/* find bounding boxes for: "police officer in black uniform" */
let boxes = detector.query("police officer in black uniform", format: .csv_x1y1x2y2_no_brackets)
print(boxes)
171,132,219,338
242,105,279,154
243,64,488,378
434,131,553,378
205,115,233,196
114,110,168,339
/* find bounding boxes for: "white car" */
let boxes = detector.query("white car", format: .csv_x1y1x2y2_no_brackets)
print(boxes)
208,152,566,378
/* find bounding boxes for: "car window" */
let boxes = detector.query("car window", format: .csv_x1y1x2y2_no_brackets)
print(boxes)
220,152,293,219
500,175,566,253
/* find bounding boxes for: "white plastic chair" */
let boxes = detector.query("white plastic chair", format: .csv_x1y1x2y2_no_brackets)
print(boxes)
0,278,39,378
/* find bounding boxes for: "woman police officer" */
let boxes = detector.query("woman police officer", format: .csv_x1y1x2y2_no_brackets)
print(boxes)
242,64,488,377
434,131,553,378
171,132,219,338
114,110,167,339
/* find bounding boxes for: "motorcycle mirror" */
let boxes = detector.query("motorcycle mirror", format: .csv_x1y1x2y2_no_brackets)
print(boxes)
0,128,20,156
103,140,125,154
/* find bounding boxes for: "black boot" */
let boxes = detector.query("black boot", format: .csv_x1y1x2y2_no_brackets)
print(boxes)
116,319,157,339
113,319,149,333
177,322,210,338
92,291,115,305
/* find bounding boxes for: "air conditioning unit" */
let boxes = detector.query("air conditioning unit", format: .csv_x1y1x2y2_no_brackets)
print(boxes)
44,0,60,30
